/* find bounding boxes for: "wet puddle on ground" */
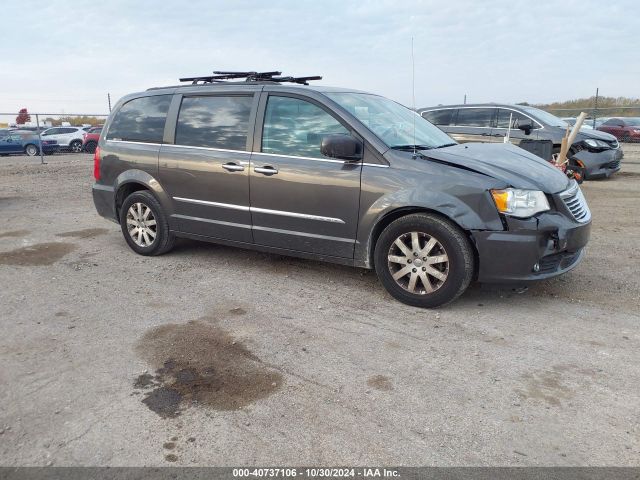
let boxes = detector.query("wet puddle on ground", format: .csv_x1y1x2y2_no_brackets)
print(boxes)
0,242,76,266
56,228,108,239
367,374,393,391
134,321,283,418
0,229,31,239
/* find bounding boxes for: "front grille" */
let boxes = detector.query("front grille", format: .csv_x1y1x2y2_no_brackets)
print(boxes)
560,182,590,223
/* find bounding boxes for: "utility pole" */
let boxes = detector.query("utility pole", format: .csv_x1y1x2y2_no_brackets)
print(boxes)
108,93,112,112
592,87,599,129
463,94,467,105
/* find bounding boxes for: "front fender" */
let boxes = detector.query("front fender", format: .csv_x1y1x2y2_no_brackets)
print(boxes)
355,166,505,267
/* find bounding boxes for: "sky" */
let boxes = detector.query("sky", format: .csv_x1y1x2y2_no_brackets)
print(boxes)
1,0,638,114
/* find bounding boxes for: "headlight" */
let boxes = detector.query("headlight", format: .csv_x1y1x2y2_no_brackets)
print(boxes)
584,139,609,149
491,189,550,218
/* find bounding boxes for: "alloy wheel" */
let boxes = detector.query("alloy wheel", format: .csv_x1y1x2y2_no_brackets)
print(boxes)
25,145,38,156
387,231,449,294
126,202,157,247
71,141,82,153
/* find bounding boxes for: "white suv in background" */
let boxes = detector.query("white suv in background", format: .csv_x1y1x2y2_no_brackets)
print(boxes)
40,127,86,153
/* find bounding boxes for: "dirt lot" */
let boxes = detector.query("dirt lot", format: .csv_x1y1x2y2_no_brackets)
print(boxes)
0,146,639,466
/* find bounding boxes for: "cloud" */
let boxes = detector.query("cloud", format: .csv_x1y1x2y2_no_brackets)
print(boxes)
0,0,637,114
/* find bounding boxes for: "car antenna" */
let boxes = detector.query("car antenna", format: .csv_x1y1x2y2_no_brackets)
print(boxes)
411,37,417,158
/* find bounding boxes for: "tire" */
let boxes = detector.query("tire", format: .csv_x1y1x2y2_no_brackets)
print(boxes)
70,140,83,153
374,213,474,308
84,141,97,154
622,133,631,143
119,191,175,256
24,144,39,156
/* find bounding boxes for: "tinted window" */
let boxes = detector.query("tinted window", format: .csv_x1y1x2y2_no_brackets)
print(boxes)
455,108,494,127
107,95,171,143
60,128,76,134
496,109,534,129
175,96,253,151
422,109,455,126
262,96,350,159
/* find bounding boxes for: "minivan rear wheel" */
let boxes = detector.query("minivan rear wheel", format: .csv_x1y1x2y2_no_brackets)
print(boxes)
120,191,175,256
374,213,474,308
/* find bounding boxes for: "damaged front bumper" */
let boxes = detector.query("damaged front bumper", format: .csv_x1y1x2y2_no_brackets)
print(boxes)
471,211,591,283
573,147,623,180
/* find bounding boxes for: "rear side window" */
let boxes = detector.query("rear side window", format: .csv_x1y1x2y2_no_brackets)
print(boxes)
106,95,172,143
262,96,349,159
422,109,455,126
455,108,494,127
496,109,534,129
175,96,253,151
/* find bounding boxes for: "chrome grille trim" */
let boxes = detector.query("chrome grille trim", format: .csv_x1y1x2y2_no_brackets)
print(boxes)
559,181,590,223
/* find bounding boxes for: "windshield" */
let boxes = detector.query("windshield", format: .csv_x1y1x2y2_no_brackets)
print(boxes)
520,106,568,128
326,92,455,149
626,117,640,126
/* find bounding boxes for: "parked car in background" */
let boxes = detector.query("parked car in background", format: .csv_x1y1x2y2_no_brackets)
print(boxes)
597,117,640,142
561,117,593,129
40,126,86,153
419,104,622,179
0,131,59,156
82,127,102,153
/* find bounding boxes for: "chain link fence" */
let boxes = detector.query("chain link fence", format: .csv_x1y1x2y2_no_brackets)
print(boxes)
542,106,640,131
0,112,109,164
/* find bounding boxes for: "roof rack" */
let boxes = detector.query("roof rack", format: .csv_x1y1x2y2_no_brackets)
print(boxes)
178,70,322,85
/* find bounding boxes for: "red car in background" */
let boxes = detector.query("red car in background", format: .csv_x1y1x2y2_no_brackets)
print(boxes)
82,126,102,153
597,118,640,142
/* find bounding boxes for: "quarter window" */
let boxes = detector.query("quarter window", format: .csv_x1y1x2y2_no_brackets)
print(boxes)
455,108,494,127
106,95,172,143
422,109,455,126
262,96,350,159
175,96,253,151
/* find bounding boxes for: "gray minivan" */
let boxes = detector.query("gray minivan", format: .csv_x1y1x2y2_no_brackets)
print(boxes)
419,104,622,180
92,72,591,308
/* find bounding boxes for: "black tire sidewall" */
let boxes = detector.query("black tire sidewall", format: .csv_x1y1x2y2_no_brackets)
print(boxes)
25,145,38,156
374,214,472,308
85,142,97,153
119,191,170,256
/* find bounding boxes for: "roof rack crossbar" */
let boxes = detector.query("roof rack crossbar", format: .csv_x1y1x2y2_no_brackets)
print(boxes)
178,70,322,85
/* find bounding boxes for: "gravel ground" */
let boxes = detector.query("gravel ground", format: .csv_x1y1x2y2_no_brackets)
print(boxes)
0,146,639,466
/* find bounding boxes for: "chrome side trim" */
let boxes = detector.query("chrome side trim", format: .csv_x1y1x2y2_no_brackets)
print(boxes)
173,197,250,211
163,144,249,154
105,140,162,146
172,214,251,229
252,151,347,164
362,163,389,168
252,225,355,243
250,207,345,224
173,197,345,224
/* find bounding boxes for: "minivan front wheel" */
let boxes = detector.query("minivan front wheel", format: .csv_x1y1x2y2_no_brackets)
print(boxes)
120,191,175,256
374,214,474,308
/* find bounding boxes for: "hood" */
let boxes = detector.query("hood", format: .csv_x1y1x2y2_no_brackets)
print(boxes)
576,129,616,142
421,143,570,193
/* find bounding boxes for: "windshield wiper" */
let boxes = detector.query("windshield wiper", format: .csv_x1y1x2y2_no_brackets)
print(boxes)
390,144,433,151
433,143,457,149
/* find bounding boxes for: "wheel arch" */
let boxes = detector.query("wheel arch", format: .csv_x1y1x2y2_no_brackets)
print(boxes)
114,170,173,223
365,206,479,278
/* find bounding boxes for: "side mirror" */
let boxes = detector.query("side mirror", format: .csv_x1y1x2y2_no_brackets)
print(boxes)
321,134,363,161
517,123,533,135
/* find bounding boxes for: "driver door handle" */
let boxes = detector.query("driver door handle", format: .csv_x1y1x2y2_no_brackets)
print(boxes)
222,162,245,172
254,165,278,175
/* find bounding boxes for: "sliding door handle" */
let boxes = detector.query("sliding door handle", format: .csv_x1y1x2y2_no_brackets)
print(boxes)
222,162,245,172
254,165,278,175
